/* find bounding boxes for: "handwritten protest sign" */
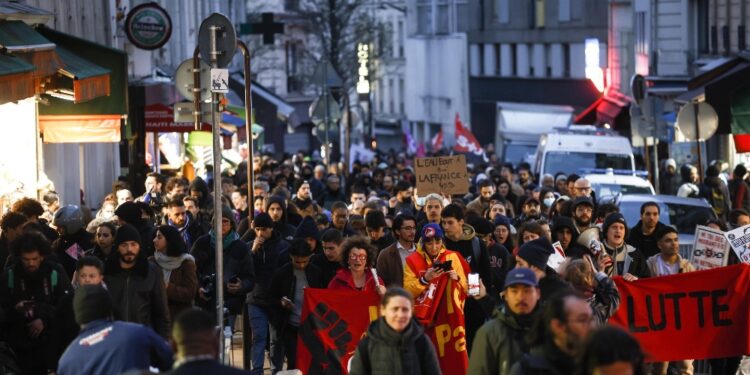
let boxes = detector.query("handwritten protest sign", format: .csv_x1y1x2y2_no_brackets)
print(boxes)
691,225,730,270
414,155,469,195
725,224,750,263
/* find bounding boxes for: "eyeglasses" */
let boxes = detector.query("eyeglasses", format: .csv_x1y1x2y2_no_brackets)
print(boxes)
349,254,367,261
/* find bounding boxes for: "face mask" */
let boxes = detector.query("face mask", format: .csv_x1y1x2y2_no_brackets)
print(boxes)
543,197,555,207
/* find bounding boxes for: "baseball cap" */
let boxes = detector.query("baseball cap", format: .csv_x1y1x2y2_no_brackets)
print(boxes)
504,267,538,289
421,223,444,241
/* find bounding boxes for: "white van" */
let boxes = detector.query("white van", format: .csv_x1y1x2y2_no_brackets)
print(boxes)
534,126,636,177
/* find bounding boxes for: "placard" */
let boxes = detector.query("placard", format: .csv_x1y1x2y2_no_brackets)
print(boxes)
414,155,469,195
691,225,730,270
725,224,750,263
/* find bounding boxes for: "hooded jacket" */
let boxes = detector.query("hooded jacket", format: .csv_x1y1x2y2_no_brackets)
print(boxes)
104,251,171,337
189,177,215,216
550,217,588,258
627,221,667,259
248,229,289,307
700,176,732,221
349,318,441,375
467,305,536,375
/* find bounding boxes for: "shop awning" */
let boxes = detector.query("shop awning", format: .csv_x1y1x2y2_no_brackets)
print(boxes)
39,115,120,143
48,46,111,103
0,20,60,79
36,26,127,117
0,54,34,103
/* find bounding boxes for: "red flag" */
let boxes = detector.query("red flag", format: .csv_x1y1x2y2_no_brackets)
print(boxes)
610,264,750,361
735,134,750,153
431,130,443,151
453,113,486,160
297,289,380,374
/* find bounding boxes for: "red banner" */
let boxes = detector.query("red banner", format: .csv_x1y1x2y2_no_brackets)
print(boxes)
297,289,380,375
610,264,750,361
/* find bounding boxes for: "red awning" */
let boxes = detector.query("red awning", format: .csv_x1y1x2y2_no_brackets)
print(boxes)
574,90,630,126
145,103,210,133
39,115,121,143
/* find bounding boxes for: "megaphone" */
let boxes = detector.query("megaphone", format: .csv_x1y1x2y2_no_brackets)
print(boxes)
577,227,601,252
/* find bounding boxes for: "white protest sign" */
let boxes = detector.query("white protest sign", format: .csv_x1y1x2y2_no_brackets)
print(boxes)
547,241,566,271
724,224,750,263
690,225,730,270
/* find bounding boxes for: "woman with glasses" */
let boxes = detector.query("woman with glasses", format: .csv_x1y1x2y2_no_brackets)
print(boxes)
327,236,386,295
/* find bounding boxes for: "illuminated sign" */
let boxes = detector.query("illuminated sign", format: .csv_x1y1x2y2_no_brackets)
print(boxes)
356,43,370,94
585,38,604,92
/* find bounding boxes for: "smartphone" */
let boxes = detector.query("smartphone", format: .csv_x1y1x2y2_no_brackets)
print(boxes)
436,260,452,272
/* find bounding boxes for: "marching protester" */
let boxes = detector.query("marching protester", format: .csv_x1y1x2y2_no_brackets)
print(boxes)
328,236,385,295
600,213,650,280
576,326,647,375
559,258,620,325
151,225,198,321
626,202,666,259
377,214,418,287
311,228,345,285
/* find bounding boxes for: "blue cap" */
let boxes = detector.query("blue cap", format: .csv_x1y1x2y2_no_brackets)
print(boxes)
504,268,538,289
421,223,444,241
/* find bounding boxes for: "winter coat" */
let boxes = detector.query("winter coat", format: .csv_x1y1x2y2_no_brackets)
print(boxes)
104,254,171,337
349,318,441,375
602,242,651,279
550,217,589,258
191,232,255,314
659,172,681,196
589,271,620,325
509,341,576,375
729,178,750,212
149,255,198,320
376,242,411,288
327,268,383,292
627,221,667,259
487,243,511,296
700,176,732,221
168,212,207,249
466,196,491,215
291,197,322,218
646,254,695,276
248,231,289,307
268,262,324,332
310,253,343,286
317,188,347,211
467,305,535,375
538,268,573,306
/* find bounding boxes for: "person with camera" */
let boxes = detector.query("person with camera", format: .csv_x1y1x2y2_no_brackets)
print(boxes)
1,231,72,375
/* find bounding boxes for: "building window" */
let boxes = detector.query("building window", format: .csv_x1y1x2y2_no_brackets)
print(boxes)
563,43,570,77
379,79,384,113
399,78,405,115
559,0,570,22
397,20,404,57
511,43,517,76
496,0,509,23
696,0,709,54
635,11,647,55
533,0,546,29
470,44,482,76
389,78,395,114
495,43,501,75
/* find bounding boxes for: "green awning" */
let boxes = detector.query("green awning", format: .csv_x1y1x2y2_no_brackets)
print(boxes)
36,25,127,116
47,46,111,103
56,46,109,80
0,53,34,75
0,20,55,52
731,85,750,134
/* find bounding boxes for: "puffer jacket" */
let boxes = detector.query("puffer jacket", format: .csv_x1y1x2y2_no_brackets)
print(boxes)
467,305,536,375
349,318,441,375
104,253,171,337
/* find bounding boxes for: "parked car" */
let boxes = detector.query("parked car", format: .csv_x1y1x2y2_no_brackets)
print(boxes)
584,171,654,203
612,194,717,259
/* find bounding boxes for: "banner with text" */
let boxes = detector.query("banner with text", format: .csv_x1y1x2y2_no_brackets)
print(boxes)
610,264,750,361
725,224,750,263
691,225,730,270
414,155,469,195
297,289,380,375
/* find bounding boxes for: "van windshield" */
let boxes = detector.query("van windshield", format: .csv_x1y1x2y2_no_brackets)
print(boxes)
543,151,632,175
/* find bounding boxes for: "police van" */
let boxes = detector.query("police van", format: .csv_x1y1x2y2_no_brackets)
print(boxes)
533,126,636,177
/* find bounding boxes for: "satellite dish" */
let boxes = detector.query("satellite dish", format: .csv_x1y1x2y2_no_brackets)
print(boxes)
677,102,719,140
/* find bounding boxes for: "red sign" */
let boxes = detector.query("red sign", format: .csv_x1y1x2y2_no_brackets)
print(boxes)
144,103,210,132
297,289,380,374
610,264,750,361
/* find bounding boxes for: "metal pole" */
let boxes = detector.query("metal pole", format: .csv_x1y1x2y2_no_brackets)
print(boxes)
643,137,651,183
237,41,256,221
345,95,351,177
694,102,704,184
323,65,330,171
208,24,226,362
652,138,659,194
192,46,202,130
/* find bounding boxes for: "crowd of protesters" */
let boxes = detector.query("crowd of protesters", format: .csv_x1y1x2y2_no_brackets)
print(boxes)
0,148,748,374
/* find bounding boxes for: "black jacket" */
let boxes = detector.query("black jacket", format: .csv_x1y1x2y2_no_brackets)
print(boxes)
538,268,573,306
51,229,93,277
310,253,343,286
509,341,576,375
550,217,589,258
349,318,441,375
268,262,325,332
166,359,247,375
189,177,215,217
191,233,255,315
104,254,171,337
627,221,667,259
249,231,290,307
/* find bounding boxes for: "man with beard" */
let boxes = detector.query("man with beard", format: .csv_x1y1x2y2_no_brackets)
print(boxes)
318,175,347,211
571,197,596,234
517,163,534,189
104,224,170,337
265,196,297,241
467,179,496,215
626,202,666,259
0,211,28,268
166,198,206,249
515,197,543,226
291,180,322,218
510,291,594,375
1,231,71,375
469,268,541,374
377,214,417,287
392,180,415,215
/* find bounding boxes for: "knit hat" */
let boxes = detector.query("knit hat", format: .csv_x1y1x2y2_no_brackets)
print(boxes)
295,216,320,241
517,237,554,270
571,196,594,211
470,218,494,236
114,202,142,225
114,223,142,248
602,213,629,238
293,179,310,194
74,284,113,325
421,223,444,241
655,224,678,241
365,210,387,229
665,158,677,170
253,212,274,228
156,225,187,256
504,267,538,289
493,215,512,231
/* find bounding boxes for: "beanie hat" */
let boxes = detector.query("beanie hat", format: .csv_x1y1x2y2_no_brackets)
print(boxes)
114,202,142,226
114,223,142,248
665,158,677,170
470,218,494,236
493,214,512,231
602,213,628,238
253,212,274,228
156,225,187,256
655,225,678,241
74,284,113,325
365,210,387,229
421,223,444,241
293,179,310,194
295,216,320,241
517,237,554,270
265,195,287,212
572,197,594,211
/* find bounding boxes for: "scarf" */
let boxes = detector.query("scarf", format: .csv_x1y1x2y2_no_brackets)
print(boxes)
210,230,240,250
294,196,312,210
154,251,195,284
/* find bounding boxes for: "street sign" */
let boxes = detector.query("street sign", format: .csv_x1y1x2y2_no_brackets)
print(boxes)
198,13,237,68
174,102,213,124
210,68,229,93
312,61,343,88
175,59,211,101
309,91,341,125
677,102,719,140
630,74,646,106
